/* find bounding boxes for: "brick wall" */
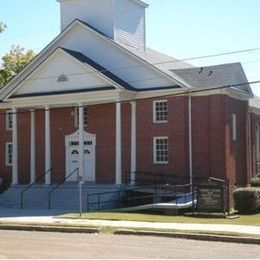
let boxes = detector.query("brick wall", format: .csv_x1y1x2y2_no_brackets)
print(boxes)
0,94,251,188
136,96,190,183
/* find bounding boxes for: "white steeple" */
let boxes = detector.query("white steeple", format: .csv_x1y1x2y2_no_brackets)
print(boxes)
57,0,148,51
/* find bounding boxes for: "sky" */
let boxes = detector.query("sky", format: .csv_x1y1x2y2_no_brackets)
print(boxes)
1,0,260,95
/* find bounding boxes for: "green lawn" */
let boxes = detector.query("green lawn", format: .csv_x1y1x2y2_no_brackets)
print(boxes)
60,212,260,226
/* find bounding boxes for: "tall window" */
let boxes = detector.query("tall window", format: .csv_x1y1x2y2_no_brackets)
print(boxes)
232,113,237,141
153,100,168,123
6,142,13,166
153,137,168,164
74,107,87,128
6,110,13,130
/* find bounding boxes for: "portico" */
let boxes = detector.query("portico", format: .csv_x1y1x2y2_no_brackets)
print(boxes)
9,93,137,186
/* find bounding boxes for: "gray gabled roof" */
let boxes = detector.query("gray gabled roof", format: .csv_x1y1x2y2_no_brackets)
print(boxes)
249,95,260,109
172,63,252,95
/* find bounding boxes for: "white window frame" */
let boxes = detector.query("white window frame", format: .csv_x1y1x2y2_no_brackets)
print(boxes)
232,113,237,141
5,142,13,166
74,107,87,128
6,110,13,131
153,100,168,123
153,136,168,164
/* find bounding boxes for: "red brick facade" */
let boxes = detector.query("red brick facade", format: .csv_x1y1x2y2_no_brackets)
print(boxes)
0,94,255,190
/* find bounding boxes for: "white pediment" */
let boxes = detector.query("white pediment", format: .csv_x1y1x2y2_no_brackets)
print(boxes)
12,48,116,97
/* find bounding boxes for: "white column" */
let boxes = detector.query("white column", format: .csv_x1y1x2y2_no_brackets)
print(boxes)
30,110,36,184
188,95,193,189
130,101,136,185
45,106,51,185
12,107,18,185
78,104,85,182
116,102,122,185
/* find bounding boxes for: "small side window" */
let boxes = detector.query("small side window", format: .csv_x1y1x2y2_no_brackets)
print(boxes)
6,142,13,166
232,113,237,141
74,107,87,128
6,111,13,131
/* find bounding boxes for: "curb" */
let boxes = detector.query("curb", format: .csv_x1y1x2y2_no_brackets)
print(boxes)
0,224,100,234
114,229,260,245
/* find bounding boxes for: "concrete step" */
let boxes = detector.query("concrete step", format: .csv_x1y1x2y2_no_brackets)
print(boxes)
0,183,123,210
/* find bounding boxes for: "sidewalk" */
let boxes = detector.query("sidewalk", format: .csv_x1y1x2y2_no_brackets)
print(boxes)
0,208,260,243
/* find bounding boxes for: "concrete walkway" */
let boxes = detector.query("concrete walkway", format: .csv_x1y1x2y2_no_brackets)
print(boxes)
0,208,260,237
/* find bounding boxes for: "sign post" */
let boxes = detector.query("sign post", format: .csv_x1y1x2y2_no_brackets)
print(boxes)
78,175,84,217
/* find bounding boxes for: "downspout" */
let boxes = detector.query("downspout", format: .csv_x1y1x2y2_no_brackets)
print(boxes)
188,93,193,191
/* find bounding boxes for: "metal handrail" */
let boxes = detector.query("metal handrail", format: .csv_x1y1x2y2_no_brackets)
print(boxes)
86,183,194,212
125,171,189,186
20,168,52,209
87,190,122,212
48,168,79,209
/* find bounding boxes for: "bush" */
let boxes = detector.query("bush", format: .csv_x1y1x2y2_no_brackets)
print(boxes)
233,187,260,213
251,177,260,187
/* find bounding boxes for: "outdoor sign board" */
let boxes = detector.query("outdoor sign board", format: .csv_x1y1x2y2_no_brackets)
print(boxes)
196,178,226,213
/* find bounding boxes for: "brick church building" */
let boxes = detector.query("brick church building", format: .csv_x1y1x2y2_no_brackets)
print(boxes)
0,0,258,201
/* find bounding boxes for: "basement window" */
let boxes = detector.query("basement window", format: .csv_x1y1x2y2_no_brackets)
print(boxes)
153,137,168,164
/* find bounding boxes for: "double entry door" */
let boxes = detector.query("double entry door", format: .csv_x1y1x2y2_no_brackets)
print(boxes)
65,130,96,182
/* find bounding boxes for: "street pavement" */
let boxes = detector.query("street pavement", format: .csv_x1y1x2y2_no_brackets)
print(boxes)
0,208,260,238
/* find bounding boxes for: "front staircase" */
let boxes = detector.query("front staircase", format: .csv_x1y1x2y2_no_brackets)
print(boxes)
0,183,123,211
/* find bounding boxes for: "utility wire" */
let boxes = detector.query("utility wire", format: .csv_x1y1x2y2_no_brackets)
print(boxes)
19,47,260,83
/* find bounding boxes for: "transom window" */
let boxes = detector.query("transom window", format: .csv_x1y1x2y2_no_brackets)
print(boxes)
6,142,13,166
153,137,168,164
6,110,13,130
153,100,168,123
74,107,87,128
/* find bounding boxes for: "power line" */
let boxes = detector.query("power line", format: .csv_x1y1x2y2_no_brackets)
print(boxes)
20,47,260,83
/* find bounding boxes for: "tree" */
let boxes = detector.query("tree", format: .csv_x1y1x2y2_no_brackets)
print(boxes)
0,22,6,33
0,45,36,87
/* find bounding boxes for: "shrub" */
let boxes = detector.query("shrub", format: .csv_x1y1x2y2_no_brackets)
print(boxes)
251,177,260,187
233,187,260,213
